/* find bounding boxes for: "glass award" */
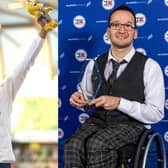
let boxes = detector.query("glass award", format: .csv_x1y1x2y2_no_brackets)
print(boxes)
77,58,102,111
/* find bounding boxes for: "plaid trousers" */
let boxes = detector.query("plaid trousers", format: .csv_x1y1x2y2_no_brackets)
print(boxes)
64,118,144,168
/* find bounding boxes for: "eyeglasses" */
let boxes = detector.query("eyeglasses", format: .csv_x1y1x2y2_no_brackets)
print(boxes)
109,22,136,31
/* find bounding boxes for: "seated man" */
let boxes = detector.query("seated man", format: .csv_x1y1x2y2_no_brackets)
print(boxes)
64,4,165,168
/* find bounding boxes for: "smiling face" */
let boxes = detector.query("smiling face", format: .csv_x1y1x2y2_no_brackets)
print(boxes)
107,10,138,50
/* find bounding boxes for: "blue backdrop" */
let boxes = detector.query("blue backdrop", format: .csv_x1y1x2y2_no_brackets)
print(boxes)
58,0,168,167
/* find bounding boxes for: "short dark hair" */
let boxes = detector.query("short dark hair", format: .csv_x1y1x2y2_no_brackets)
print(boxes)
108,4,136,28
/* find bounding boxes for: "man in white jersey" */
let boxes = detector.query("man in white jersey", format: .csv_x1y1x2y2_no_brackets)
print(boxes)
0,15,54,168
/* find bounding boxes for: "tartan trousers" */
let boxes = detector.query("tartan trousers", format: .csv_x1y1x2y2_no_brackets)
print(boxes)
64,118,144,168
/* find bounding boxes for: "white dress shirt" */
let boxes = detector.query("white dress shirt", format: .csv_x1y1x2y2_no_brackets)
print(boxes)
0,35,44,163
78,47,165,127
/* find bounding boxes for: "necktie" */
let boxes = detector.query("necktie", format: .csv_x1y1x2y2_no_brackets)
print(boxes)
108,59,126,86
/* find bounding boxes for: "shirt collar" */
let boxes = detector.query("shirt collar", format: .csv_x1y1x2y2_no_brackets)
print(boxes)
108,47,136,63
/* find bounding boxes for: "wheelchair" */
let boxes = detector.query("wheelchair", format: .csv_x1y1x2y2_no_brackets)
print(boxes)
117,129,167,168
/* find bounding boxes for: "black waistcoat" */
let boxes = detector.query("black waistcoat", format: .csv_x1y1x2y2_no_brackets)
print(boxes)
91,51,148,125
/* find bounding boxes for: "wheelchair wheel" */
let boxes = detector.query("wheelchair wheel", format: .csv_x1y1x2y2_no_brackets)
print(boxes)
134,129,166,168
142,132,166,168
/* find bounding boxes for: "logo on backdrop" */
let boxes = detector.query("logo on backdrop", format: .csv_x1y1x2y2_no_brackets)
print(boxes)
103,32,111,44
164,131,168,142
136,13,146,27
165,99,168,110
79,113,90,124
125,0,153,5
58,128,64,139
136,48,147,56
102,0,115,10
58,98,62,108
164,65,168,76
164,31,168,42
73,15,86,29
75,49,87,61
65,1,92,8
165,0,168,6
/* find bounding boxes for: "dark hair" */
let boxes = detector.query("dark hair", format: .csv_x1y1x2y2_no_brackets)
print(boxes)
108,4,136,28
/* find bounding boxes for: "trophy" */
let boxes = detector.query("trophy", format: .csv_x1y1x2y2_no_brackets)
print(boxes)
26,0,57,31
77,58,103,111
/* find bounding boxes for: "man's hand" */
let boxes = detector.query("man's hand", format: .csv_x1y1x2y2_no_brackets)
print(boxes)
89,95,120,110
26,2,57,38
38,12,57,38
69,92,87,108
38,13,50,38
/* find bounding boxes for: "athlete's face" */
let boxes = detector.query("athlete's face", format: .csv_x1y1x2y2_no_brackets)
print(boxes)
107,10,137,49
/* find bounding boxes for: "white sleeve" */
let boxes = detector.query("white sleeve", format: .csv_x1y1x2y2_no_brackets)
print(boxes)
118,58,165,124
6,35,44,102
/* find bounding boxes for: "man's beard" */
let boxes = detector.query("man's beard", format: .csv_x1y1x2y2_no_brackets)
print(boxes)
112,41,132,49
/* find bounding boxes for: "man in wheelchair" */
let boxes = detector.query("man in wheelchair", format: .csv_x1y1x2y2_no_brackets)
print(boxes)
64,4,165,168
